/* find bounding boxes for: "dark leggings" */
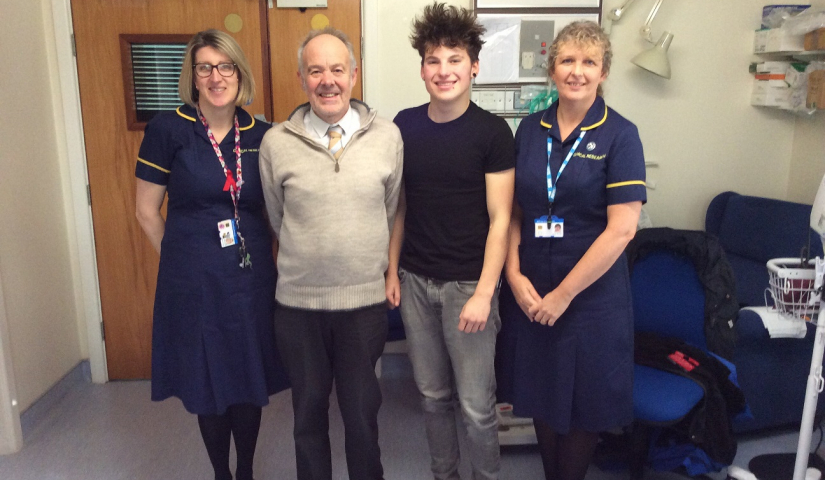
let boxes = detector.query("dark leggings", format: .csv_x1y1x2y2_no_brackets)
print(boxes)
534,418,600,480
198,403,263,480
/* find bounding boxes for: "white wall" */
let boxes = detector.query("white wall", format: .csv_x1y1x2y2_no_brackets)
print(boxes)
364,0,817,230
789,0,825,205
790,114,825,205
605,0,798,228
364,0,471,118
0,0,84,412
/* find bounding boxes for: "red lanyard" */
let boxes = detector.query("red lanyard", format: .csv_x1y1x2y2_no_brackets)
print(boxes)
198,108,250,268
198,109,243,215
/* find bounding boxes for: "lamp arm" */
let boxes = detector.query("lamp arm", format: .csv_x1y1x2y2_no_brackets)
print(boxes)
607,0,640,21
639,0,665,43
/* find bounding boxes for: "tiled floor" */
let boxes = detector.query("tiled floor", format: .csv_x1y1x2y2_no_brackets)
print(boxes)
0,355,813,479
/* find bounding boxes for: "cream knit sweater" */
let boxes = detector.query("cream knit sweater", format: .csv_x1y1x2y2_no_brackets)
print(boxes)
259,101,403,310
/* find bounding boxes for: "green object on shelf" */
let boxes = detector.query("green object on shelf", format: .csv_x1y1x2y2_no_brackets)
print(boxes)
513,86,558,127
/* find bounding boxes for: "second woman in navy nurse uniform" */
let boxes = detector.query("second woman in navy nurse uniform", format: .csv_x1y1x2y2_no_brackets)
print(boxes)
134,30,288,480
501,21,646,480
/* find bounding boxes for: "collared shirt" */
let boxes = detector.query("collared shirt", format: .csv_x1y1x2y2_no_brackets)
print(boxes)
304,106,361,149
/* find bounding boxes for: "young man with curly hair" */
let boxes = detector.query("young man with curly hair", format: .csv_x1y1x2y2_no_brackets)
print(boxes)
385,3,514,479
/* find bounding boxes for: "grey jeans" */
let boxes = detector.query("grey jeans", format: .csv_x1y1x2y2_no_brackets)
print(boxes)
399,268,501,480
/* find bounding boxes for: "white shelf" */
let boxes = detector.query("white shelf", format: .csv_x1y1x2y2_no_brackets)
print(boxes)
756,50,825,61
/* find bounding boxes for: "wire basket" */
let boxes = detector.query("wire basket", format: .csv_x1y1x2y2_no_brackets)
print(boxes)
767,258,821,321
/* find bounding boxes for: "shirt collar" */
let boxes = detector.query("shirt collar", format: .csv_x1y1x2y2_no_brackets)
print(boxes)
306,105,359,139
540,96,608,139
176,104,255,132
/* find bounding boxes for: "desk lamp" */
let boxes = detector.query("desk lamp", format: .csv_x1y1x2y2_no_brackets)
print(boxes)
603,0,674,79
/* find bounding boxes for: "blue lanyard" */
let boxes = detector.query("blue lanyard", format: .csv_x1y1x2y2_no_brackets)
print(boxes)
546,130,586,212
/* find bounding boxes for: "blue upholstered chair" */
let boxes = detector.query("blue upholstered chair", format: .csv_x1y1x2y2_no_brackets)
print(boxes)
627,229,745,478
706,192,824,432
629,250,708,478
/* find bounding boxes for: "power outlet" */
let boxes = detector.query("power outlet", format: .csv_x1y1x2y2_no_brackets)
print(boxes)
521,51,535,70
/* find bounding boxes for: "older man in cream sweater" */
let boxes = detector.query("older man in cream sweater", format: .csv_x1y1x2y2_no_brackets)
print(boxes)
258,27,402,480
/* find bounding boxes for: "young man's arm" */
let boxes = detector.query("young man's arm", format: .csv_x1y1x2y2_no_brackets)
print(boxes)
385,183,406,308
504,202,542,317
458,168,515,333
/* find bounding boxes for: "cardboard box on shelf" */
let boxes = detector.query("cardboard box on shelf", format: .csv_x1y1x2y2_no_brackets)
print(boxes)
785,62,809,87
756,61,792,86
765,28,806,52
752,79,792,108
755,29,769,53
804,28,825,51
807,70,825,109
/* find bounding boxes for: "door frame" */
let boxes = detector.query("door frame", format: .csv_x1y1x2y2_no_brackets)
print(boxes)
0,267,23,454
50,0,107,384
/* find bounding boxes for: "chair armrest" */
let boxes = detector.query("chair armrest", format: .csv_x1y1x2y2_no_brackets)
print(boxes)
733,309,771,345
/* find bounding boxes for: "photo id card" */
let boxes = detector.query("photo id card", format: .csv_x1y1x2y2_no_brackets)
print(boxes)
218,219,237,248
535,215,564,238
550,218,564,238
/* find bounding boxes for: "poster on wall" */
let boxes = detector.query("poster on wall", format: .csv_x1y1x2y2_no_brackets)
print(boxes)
476,13,600,84
476,0,600,8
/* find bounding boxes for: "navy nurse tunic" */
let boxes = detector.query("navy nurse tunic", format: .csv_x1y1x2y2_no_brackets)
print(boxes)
135,104,289,415
501,96,646,433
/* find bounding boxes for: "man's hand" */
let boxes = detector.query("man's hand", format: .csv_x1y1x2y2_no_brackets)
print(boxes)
385,273,401,309
506,272,542,318
458,294,491,333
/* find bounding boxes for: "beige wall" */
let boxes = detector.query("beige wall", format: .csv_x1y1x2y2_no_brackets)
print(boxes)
0,269,23,454
0,0,83,411
364,0,821,230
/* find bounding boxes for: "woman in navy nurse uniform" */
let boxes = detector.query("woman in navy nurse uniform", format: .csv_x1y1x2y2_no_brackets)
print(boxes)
502,21,646,480
134,30,288,480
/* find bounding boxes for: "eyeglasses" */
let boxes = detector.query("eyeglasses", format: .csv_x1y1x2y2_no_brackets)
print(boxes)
193,63,237,78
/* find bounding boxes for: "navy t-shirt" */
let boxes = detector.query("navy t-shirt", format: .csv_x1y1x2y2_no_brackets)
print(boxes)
393,102,515,281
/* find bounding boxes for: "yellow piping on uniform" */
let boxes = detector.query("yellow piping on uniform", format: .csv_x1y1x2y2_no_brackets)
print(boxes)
176,105,255,130
541,105,608,130
138,157,171,174
606,180,645,189
239,116,255,131
581,105,608,130
176,106,196,122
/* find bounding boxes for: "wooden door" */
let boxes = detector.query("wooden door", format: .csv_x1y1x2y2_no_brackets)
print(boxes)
71,0,269,379
268,0,363,122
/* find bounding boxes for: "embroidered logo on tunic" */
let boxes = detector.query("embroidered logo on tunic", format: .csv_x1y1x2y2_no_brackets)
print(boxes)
586,142,596,151
573,152,606,160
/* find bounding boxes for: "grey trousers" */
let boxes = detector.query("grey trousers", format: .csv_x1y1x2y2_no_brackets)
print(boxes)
399,268,501,480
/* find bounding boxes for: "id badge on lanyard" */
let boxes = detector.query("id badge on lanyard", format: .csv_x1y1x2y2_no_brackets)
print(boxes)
535,130,585,239
198,109,252,268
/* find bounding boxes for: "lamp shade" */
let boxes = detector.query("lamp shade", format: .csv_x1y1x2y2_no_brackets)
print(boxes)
632,31,674,79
